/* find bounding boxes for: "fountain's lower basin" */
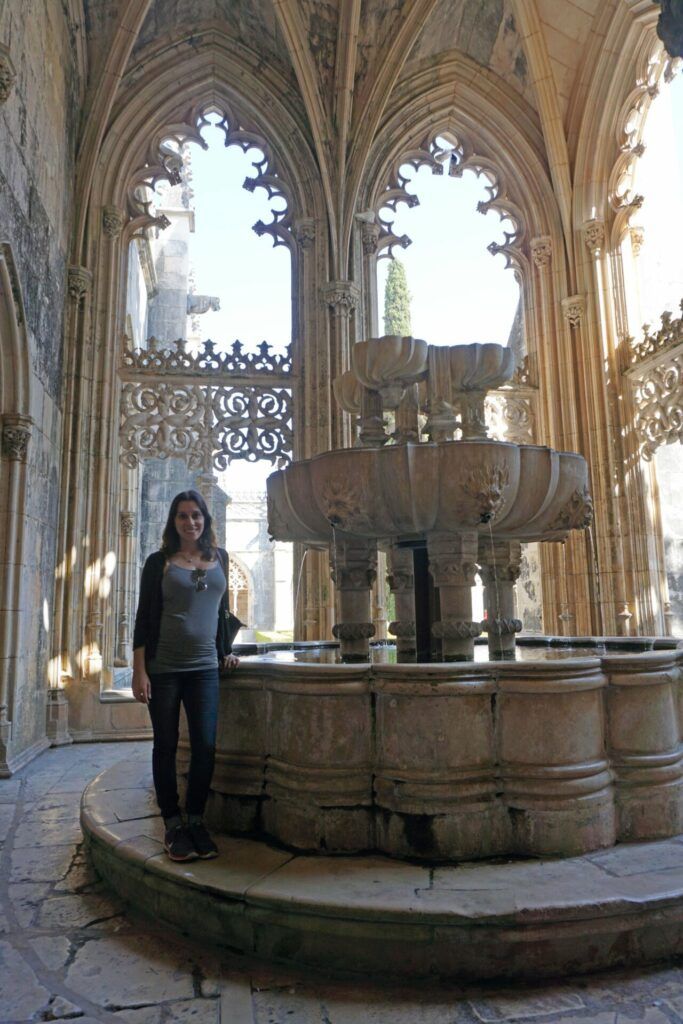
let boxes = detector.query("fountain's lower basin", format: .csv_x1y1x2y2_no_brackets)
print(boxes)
179,642,683,862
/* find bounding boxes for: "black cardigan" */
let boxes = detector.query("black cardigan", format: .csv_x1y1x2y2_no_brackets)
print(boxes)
133,548,234,664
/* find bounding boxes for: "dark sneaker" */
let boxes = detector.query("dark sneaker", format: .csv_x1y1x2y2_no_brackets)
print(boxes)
188,822,219,859
164,824,198,862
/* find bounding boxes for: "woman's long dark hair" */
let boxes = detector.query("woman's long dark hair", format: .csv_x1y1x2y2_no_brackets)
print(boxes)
161,490,217,561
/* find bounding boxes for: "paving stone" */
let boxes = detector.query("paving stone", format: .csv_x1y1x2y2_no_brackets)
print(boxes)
10,842,76,882
8,882,52,927
0,803,15,841
0,940,51,1021
219,980,254,1023
318,989,463,1022
468,989,585,1021
159,997,220,1024
65,934,196,1007
115,1007,164,1024
13,816,83,848
54,853,100,892
42,994,85,1019
0,778,22,802
37,889,126,928
252,988,324,1024
29,934,73,971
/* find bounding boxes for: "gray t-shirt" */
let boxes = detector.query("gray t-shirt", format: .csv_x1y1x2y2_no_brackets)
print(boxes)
147,562,226,673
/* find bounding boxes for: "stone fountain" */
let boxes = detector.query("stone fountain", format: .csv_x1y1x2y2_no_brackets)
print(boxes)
268,336,592,663
83,336,683,980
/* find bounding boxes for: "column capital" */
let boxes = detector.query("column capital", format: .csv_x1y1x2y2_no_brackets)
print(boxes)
530,235,552,269
582,219,605,256
1,414,32,461
0,44,16,105
322,281,360,316
293,218,316,250
361,222,380,256
120,510,136,536
68,265,93,302
102,206,126,239
562,294,586,329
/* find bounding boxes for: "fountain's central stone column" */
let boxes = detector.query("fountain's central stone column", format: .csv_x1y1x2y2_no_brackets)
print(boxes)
330,533,377,661
427,531,481,661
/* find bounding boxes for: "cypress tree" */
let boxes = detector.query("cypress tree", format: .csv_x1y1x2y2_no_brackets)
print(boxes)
383,259,412,335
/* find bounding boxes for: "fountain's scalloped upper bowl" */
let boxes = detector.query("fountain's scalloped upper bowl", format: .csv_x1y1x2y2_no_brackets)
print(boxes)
267,440,591,546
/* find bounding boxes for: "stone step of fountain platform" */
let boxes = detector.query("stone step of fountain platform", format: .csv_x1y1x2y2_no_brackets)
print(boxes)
82,759,683,983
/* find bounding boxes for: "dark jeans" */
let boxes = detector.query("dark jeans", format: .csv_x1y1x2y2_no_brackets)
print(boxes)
148,668,219,821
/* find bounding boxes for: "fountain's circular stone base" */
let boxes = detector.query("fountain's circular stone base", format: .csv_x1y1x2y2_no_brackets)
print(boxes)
82,760,683,982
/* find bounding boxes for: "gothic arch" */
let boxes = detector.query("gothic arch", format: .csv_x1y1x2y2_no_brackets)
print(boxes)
0,243,31,419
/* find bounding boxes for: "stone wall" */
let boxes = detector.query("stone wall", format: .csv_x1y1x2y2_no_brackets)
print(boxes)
0,2,80,768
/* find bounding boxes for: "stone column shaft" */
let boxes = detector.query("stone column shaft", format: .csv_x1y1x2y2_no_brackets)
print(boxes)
478,539,522,660
427,531,481,661
386,546,416,661
331,534,377,661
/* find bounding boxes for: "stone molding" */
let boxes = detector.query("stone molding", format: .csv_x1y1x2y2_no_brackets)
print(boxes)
0,44,16,105
387,620,416,638
322,281,360,316
67,266,93,302
122,335,292,378
102,206,126,239
361,221,380,256
432,619,481,639
482,617,523,636
530,235,552,268
332,622,375,641
582,219,605,256
562,295,586,329
628,301,683,365
1,414,32,461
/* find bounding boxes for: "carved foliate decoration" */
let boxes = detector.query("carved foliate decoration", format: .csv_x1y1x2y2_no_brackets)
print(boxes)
432,619,481,639
530,236,552,269
122,336,292,377
462,464,510,522
548,487,593,532
632,351,683,459
485,393,535,445
562,295,585,329
372,130,524,267
102,206,126,239
630,225,645,256
0,45,16,104
386,570,414,593
1,415,32,461
68,266,92,302
293,218,315,249
429,558,478,588
119,382,292,469
628,301,683,364
332,622,376,641
583,220,605,256
128,102,293,248
120,511,136,536
322,281,360,316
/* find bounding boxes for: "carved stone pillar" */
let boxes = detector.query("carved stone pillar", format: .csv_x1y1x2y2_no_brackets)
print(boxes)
358,386,387,447
330,533,377,661
386,546,416,661
427,531,481,661
0,45,16,105
114,509,136,667
478,539,523,660
322,282,360,449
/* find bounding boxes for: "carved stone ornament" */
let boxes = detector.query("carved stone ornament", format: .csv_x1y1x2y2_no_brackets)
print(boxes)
562,295,585,329
548,486,594,532
361,221,381,256
630,225,645,256
0,44,16,105
432,619,482,640
332,622,376,641
386,570,414,592
68,266,93,302
332,566,377,591
293,218,315,249
530,236,552,269
1,415,32,461
429,558,478,588
320,477,368,531
120,510,136,536
462,464,510,522
629,301,683,364
102,206,126,239
322,281,360,316
583,220,605,256
388,620,416,638
633,349,683,459
482,617,523,636
123,335,292,377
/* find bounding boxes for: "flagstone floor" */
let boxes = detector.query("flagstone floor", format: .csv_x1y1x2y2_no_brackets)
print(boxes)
3,741,683,1023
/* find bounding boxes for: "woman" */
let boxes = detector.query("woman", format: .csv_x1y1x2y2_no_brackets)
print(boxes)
132,489,239,862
